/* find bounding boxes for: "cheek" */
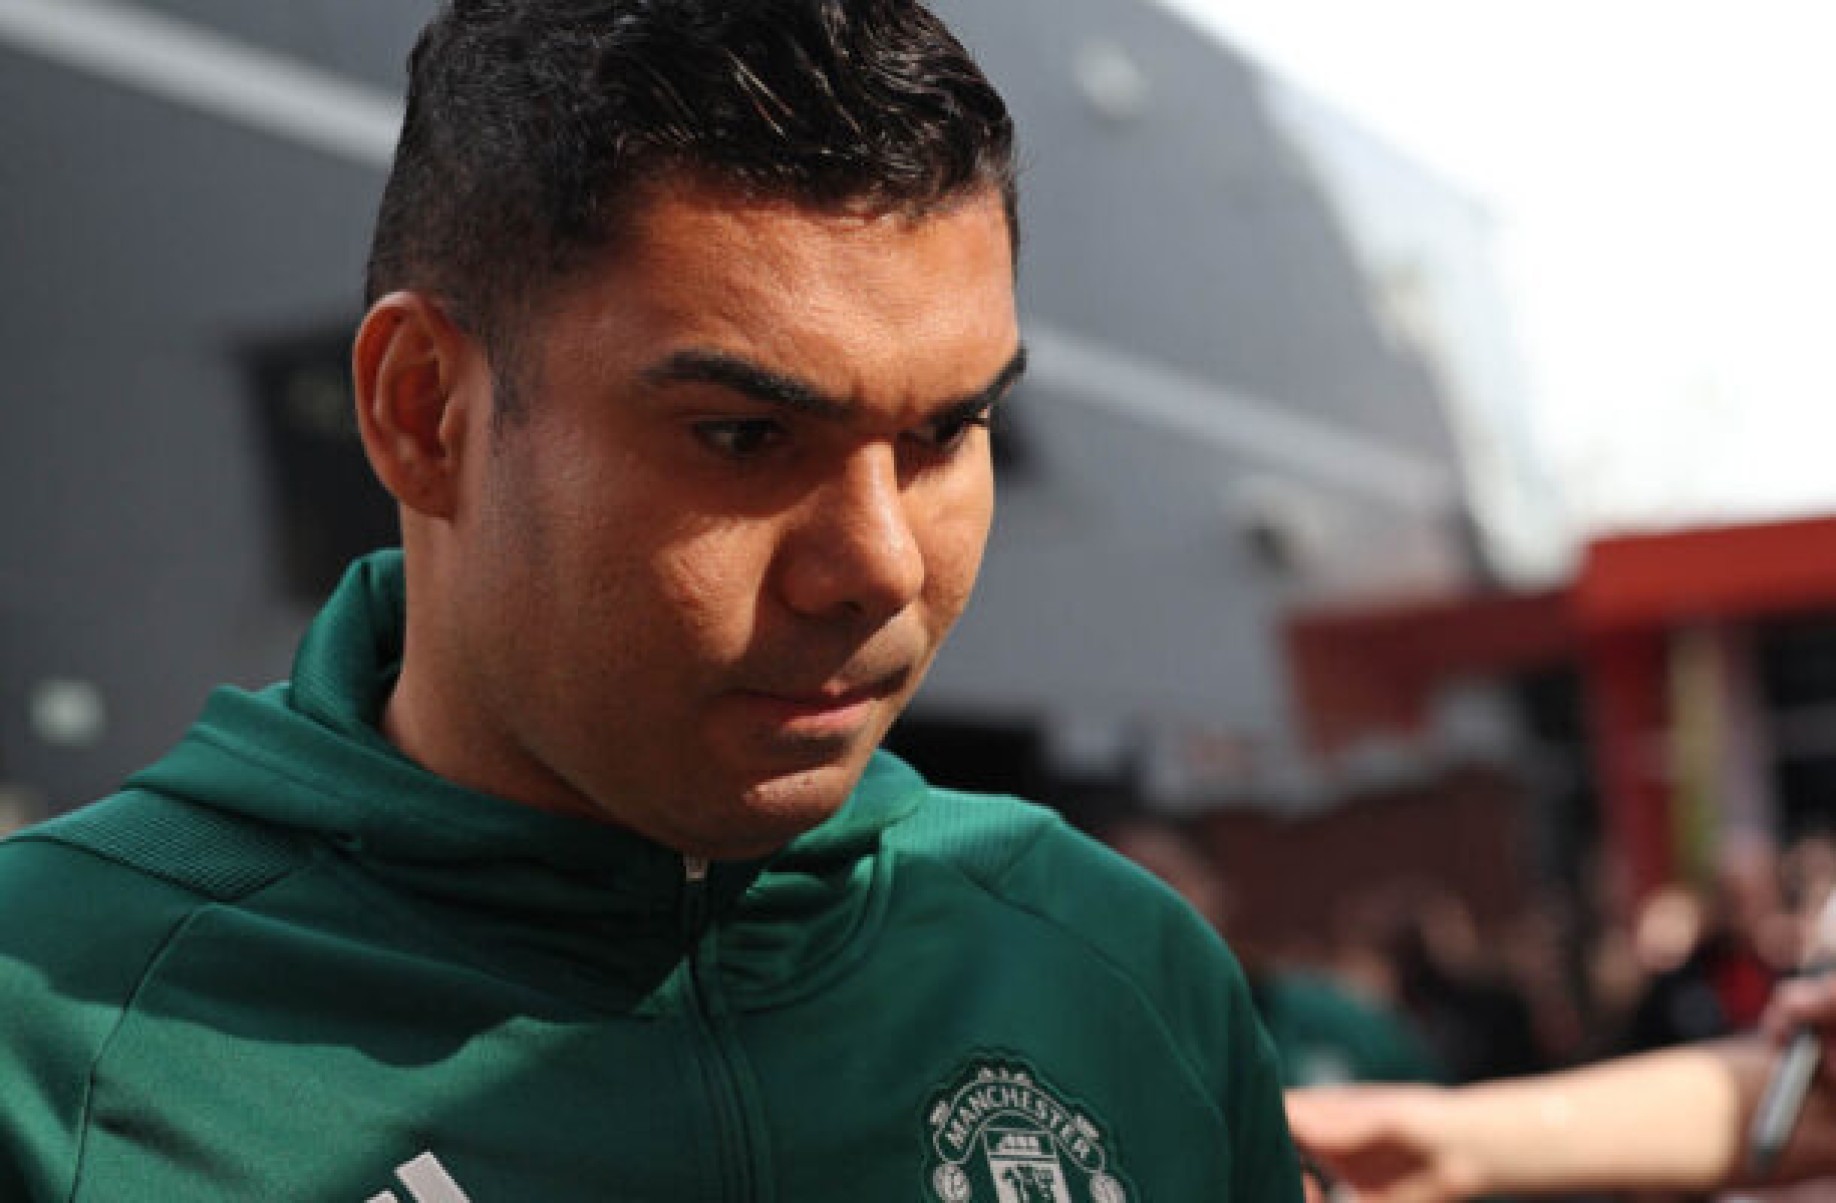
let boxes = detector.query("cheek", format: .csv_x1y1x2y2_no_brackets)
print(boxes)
920,479,994,626
650,525,776,655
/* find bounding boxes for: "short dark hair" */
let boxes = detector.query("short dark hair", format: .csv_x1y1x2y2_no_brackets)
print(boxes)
365,0,1018,408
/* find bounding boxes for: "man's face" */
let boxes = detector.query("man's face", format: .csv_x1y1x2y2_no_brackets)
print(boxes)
445,183,1021,859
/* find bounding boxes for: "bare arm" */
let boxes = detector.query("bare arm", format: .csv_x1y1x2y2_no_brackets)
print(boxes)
1289,1037,1836,1200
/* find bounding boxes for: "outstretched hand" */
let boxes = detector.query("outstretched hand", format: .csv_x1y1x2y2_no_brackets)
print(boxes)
1286,1086,1483,1203
1294,1040,1790,1198
1764,972,1836,1049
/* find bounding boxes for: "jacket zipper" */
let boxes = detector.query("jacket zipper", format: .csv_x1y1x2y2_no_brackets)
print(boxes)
682,854,711,942
681,854,761,1202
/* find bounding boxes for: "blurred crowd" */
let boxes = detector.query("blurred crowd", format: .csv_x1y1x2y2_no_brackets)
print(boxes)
1108,817,1836,1090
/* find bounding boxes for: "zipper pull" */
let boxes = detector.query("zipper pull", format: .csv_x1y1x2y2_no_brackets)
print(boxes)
682,854,711,945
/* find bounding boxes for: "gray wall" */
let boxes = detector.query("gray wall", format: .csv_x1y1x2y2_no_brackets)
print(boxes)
919,0,1479,803
1,2,423,807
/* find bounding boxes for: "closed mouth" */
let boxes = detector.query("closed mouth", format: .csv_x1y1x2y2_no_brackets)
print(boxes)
730,671,909,739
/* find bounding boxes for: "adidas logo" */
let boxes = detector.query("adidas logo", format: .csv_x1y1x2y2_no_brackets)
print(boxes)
365,1152,473,1203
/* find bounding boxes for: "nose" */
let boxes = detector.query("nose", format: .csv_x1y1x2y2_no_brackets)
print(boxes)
778,444,926,623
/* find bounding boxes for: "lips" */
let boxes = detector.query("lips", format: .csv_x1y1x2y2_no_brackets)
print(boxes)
734,671,908,740
753,676,900,713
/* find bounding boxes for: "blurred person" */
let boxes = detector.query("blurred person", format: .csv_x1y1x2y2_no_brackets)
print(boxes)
1286,948,1836,1199
1585,917,1649,1048
1495,898,1593,1069
1617,840,1789,1055
0,2,1304,1200
1781,833,1836,951
1616,882,1725,1052
1338,882,1548,1083
1107,817,1443,1088
1711,834,1793,1027
1785,834,1836,906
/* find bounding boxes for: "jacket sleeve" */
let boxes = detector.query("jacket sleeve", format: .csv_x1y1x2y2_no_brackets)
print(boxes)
1003,818,1306,1200
1222,978,1306,1200
1123,851,1303,1201
0,834,205,1201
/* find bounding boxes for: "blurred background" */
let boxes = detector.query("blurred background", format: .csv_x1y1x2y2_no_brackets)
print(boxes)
7,0,1836,1131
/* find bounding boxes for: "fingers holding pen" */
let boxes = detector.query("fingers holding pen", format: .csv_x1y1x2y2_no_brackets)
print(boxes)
1764,973,1836,1044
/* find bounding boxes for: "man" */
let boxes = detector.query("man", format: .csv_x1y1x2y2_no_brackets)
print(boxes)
0,2,1301,1199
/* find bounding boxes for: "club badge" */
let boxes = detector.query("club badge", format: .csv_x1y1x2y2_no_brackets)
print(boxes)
924,1056,1131,1203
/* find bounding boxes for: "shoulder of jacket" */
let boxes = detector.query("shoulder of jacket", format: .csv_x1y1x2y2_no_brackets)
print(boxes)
890,792,1281,1106
883,785,1070,886
889,787,1230,969
7,787,304,903
0,791,307,1011
0,792,311,1201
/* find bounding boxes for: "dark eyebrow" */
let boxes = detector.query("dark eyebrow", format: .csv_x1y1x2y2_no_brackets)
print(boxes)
640,344,1029,424
642,348,850,419
963,344,1029,414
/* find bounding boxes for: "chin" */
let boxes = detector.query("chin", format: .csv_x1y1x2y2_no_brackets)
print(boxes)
708,759,868,856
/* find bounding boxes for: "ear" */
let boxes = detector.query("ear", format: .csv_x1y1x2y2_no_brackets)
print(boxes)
351,291,479,520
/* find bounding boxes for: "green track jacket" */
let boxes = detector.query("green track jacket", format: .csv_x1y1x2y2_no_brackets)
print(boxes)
0,553,1302,1201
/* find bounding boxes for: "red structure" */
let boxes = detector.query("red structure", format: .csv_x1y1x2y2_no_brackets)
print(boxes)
1285,514,1836,908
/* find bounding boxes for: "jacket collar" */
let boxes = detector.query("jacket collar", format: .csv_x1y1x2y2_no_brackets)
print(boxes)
128,551,927,1001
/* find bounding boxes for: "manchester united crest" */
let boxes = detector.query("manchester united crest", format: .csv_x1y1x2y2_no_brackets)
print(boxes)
924,1057,1132,1203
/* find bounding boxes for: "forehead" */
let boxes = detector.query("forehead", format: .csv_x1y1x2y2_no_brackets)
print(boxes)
533,183,1019,405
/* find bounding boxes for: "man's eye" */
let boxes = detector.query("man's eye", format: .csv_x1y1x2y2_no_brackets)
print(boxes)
693,419,785,459
918,408,994,452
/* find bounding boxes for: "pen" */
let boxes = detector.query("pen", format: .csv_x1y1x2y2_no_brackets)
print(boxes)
1747,890,1836,1177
